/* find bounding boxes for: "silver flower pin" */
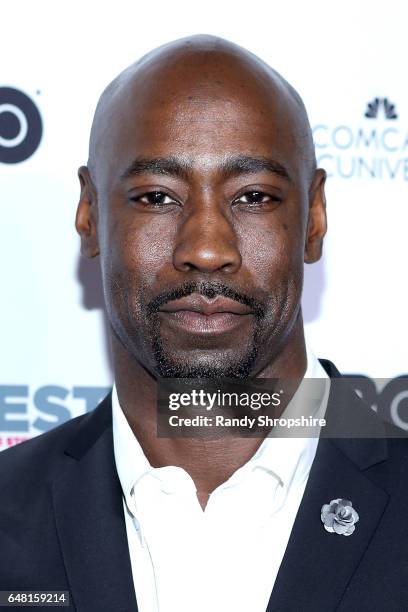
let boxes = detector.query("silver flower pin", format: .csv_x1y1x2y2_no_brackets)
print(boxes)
321,498,359,536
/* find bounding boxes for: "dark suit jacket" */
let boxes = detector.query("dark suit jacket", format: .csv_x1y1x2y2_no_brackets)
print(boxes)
0,361,407,611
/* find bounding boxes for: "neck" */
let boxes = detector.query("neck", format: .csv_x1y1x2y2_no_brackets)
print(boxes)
111,315,307,509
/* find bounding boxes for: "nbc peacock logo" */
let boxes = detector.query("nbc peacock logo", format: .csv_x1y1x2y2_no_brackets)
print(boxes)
364,97,398,120
313,97,407,180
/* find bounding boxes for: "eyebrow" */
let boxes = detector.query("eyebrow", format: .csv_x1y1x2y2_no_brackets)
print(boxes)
120,155,292,183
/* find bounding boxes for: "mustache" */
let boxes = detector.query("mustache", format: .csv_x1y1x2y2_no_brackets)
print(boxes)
145,280,266,319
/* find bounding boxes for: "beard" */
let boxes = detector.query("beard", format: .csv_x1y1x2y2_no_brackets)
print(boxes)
107,271,298,381
150,321,260,379
143,280,267,379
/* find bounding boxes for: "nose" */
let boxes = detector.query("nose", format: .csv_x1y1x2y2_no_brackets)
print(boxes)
173,204,242,274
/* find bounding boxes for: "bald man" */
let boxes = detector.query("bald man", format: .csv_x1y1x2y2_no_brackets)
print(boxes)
0,35,407,612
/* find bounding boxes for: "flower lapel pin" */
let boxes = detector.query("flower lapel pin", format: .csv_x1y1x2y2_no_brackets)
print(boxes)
321,498,359,536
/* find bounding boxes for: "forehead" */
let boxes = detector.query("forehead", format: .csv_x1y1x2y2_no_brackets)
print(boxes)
94,62,308,185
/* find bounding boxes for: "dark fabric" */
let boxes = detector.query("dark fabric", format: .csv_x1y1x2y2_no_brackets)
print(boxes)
0,361,407,611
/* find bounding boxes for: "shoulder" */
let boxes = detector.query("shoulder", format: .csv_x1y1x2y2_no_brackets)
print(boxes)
320,357,408,459
0,392,112,492
373,429,408,484
0,414,85,491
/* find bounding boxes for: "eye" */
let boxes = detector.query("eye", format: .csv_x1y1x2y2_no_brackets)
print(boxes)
129,191,178,207
233,190,280,207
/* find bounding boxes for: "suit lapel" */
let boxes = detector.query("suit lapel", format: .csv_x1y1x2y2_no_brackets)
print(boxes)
50,364,391,612
267,365,390,612
52,394,138,612
266,438,389,611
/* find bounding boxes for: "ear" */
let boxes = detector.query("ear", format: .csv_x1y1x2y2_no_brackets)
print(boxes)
75,166,100,258
304,168,327,264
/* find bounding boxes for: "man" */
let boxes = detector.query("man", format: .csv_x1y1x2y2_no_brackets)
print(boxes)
0,35,407,612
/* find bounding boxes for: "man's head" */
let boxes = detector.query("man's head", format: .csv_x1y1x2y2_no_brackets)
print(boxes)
76,34,326,379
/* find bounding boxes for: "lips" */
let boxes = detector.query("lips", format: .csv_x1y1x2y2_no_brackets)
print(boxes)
158,293,253,334
159,294,253,316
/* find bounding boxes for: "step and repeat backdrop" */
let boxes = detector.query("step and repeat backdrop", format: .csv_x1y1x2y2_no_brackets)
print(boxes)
1,0,407,448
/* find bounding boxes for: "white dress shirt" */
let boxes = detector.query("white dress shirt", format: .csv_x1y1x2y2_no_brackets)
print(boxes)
112,348,329,612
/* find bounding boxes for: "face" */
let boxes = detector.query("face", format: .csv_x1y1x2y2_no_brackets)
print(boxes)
77,58,326,379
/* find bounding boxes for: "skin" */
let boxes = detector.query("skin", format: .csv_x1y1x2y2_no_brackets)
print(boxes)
75,35,327,509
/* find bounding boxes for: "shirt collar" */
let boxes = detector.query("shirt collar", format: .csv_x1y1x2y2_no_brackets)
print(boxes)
112,346,330,502
217,346,330,490
112,383,152,513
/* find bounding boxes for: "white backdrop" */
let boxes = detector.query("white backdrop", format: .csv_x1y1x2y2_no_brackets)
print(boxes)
1,0,407,447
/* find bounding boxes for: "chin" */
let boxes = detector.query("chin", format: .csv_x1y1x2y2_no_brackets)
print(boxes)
152,346,259,379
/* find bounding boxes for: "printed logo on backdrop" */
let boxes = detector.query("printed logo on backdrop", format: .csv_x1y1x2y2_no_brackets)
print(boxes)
0,385,110,449
0,87,42,163
313,97,408,180
0,377,408,448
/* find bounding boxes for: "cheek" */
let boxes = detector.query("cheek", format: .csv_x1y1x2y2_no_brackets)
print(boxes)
237,216,305,288
103,208,176,284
